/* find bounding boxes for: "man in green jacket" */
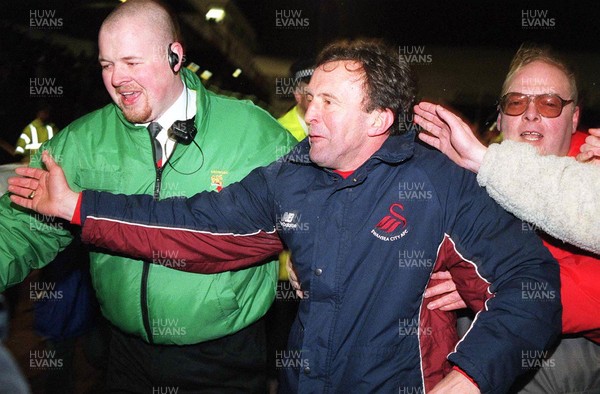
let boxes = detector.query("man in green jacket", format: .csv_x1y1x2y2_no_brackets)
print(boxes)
0,0,293,392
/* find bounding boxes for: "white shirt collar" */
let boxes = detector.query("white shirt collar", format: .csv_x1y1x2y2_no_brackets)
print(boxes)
139,86,197,162
154,86,196,133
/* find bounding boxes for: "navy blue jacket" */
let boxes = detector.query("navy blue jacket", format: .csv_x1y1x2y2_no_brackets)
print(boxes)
79,132,561,393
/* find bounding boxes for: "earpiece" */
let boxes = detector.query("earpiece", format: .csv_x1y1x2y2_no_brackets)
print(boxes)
166,87,203,175
168,43,179,73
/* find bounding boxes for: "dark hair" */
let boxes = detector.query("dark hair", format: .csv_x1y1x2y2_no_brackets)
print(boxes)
316,39,417,135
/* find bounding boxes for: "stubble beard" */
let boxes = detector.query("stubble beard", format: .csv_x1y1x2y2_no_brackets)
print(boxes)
120,101,152,124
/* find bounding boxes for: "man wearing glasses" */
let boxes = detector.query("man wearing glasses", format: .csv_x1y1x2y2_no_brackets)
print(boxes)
496,53,578,157
420,45,600,393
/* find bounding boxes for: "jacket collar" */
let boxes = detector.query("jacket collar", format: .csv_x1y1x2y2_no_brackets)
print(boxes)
181,68,210,130
285,130,416,167
370,131,416,164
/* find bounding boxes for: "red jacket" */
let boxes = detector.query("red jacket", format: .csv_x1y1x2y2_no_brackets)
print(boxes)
553,130,600,342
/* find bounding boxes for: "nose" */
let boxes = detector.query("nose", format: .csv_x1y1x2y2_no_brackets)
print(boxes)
111,64,130,87
304,99,319,125
522,98,541,121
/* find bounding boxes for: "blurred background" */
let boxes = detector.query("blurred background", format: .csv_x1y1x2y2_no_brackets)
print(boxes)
3,0,600,152
2,0,600,160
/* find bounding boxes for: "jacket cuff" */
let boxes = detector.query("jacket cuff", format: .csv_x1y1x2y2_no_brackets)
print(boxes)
70,192,83,225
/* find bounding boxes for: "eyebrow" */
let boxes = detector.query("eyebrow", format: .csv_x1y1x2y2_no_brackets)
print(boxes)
319,92,340,102
98,56,143,63
305,85,340,102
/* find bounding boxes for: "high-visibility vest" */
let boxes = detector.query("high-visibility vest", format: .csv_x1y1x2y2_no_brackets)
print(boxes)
15,122,55,155
278,106,308,142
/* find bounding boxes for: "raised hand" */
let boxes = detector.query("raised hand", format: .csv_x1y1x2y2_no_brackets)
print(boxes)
576,128,600,164
414,102,487,173
8,150,79,221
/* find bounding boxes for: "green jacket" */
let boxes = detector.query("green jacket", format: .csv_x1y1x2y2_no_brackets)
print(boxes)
0,68,295,344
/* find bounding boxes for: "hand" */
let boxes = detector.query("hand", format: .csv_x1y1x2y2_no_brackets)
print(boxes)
576,128,600,164
424,271,467,311
8,150,79,221
430,370,480,394
414,102,487,173
286,253,304,298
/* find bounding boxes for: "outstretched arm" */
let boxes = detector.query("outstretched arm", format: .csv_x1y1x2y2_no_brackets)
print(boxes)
479,141,600,254
414,102,487,173
9,151,284,273
414,102,600,254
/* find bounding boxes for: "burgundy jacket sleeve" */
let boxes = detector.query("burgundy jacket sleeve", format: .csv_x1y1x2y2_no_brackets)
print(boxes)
79,165,284,274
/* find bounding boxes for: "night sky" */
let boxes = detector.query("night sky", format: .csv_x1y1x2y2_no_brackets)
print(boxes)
232,0,600,57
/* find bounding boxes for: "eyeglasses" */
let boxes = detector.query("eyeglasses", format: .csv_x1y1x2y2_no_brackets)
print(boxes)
499,93,574,118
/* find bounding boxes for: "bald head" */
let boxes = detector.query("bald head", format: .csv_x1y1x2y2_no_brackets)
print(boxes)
101,0,180,46
97,0,185,123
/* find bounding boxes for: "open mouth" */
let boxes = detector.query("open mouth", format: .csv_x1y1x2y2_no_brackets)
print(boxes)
520,131,543,141
119,91,141,106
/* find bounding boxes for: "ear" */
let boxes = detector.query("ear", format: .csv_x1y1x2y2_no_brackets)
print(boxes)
571,106,580,135
293,83,305,105
496,112,503,132
367,108,394,137
293,90,303,105
170,42,184,73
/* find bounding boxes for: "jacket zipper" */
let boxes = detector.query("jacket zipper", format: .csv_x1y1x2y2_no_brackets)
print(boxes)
140,261,153,343
141,136,177,344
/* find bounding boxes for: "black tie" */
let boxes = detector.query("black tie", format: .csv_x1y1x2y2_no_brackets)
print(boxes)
148,122,163,167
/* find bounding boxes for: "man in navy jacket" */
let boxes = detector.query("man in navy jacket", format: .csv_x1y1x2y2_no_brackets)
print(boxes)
10,39,561,393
